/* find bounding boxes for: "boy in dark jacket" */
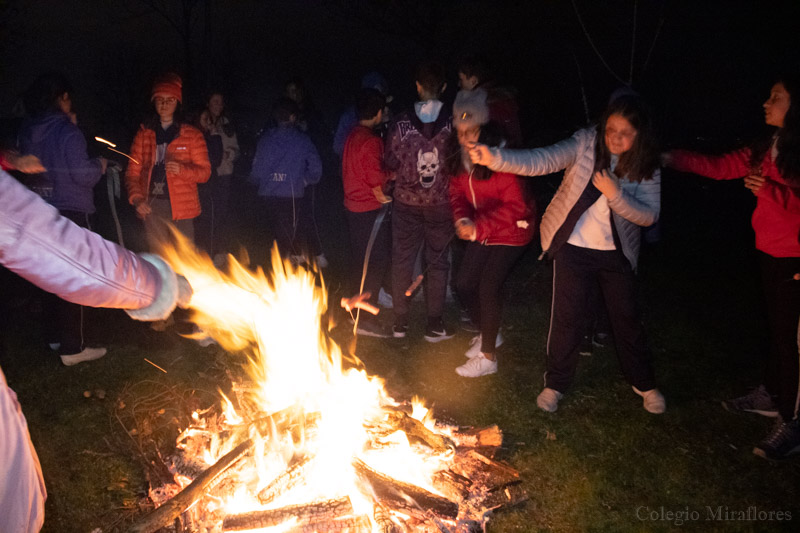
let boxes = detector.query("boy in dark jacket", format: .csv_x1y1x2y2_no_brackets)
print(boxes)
250,98,322,261
385,61,455,341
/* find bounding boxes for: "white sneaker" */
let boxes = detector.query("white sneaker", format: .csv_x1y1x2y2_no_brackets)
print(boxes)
455,353,498,377
465,332,505,358
632,386,666,414
60,347,107,366
48,343,61,351
537,387,563,412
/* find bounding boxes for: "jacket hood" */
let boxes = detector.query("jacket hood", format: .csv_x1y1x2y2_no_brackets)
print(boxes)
19,112,72,146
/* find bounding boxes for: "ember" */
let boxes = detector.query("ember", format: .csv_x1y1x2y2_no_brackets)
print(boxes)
128,234,526,533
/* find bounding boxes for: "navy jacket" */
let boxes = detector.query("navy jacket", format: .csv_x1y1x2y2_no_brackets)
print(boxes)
18,111,103,213
249,125,322,198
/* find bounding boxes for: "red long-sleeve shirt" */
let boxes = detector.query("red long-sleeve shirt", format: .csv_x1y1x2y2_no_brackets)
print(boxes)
671,148,800,257
342,125,391,213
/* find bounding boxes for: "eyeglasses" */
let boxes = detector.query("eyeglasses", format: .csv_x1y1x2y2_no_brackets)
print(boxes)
154,97,178,105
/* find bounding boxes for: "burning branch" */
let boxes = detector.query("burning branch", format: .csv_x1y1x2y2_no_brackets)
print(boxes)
222,496,354,531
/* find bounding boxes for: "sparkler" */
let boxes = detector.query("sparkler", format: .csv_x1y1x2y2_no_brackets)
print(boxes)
94,136,140,164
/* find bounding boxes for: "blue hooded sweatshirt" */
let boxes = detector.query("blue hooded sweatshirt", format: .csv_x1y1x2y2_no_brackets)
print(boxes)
249,125,322,198
18,111,103,213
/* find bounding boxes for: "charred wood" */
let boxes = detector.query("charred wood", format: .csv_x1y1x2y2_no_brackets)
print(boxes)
383,411,455,454
450,425,503,448
353,458,459,520
222,497,353,531
257,455,314,504
127,437,254,533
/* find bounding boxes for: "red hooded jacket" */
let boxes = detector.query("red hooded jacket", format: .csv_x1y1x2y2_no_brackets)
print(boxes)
449,169,535,246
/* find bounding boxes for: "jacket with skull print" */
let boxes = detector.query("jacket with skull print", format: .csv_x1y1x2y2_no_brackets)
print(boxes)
384,106,453,206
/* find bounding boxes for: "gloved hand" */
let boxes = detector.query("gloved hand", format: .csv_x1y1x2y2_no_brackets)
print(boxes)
125,254,193,321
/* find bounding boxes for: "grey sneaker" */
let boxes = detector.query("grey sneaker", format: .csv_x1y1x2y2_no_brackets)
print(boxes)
356,319,391,338
722,385,778,417
753,418,800,460
60,347,107,366
537,387,563,413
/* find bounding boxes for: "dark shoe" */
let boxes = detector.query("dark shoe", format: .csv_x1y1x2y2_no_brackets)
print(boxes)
392,324,408,339
424,319,455,343
722,385,778,418
356,319,391,338
459,308,479,333
753,418,800,460
578,335,593,356
592,332,610,348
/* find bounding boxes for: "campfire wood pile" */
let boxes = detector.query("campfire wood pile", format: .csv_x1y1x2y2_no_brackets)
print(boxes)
126,393,528,533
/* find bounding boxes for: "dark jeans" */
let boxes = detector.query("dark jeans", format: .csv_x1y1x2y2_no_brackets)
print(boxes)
195,173,232,256
760,252,800,420
391,201,454,325
44,210,91,355
347,207,391,308
546,244,655,393
261,196,312,257
456,242,525,353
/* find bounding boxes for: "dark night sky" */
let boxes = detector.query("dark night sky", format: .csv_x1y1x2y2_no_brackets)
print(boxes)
1,0,799,151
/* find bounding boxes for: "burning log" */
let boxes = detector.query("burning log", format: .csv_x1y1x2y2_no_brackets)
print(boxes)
450,425,503,448
384,411,455,454
222,496,353,531
373,501,403,533
257,455,314,504
127,438,254,533
286,515,373,533
353,458,459,520
431,469,471,502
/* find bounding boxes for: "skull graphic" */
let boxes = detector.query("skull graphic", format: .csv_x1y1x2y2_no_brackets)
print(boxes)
417,148,440,188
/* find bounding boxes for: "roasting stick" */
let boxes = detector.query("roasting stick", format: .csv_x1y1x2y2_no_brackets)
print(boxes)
94,136,140,165
404,233,456,297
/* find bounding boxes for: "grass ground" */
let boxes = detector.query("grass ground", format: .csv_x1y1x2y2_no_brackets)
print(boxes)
1,173,799,532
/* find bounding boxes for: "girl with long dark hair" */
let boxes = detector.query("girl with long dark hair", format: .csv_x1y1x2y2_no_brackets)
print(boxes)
470,94,664,413
663,75,800,460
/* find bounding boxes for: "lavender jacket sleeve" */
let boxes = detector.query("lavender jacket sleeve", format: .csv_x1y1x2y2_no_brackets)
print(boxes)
0,170,180,318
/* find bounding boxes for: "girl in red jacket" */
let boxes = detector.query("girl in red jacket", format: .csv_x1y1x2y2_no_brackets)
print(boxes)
125,73,211,244
663,75,800,460
447,89,535,377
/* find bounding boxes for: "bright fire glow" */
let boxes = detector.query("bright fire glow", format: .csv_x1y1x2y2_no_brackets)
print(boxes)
156,233,457,529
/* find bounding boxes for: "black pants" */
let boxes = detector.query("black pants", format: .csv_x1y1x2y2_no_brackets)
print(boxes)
456,242,525,353
760,253,800,421
261,196,311,257
346,206,391,308
195,173,232,256
546,244,655,393
391,202,453,325
44,210,91,355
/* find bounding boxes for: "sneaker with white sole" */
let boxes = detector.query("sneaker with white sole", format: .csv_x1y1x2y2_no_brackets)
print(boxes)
722,385,778,417
632,386,666,414
753,418,800,460
455,353,497,377
537,387,563,412
392,324,408,338
60,347,107,366
465,332,504,358
424,319,455,343
356,319,391,338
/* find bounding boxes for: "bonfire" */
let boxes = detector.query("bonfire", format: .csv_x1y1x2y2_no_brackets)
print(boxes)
125,235,526,533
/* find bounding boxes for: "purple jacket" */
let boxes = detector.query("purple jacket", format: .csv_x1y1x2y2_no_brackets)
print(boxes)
0,170,168,310
17,111,103,213
249,125,322,198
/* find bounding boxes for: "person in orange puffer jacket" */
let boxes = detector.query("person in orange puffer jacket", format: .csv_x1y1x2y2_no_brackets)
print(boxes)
125,73,210,244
